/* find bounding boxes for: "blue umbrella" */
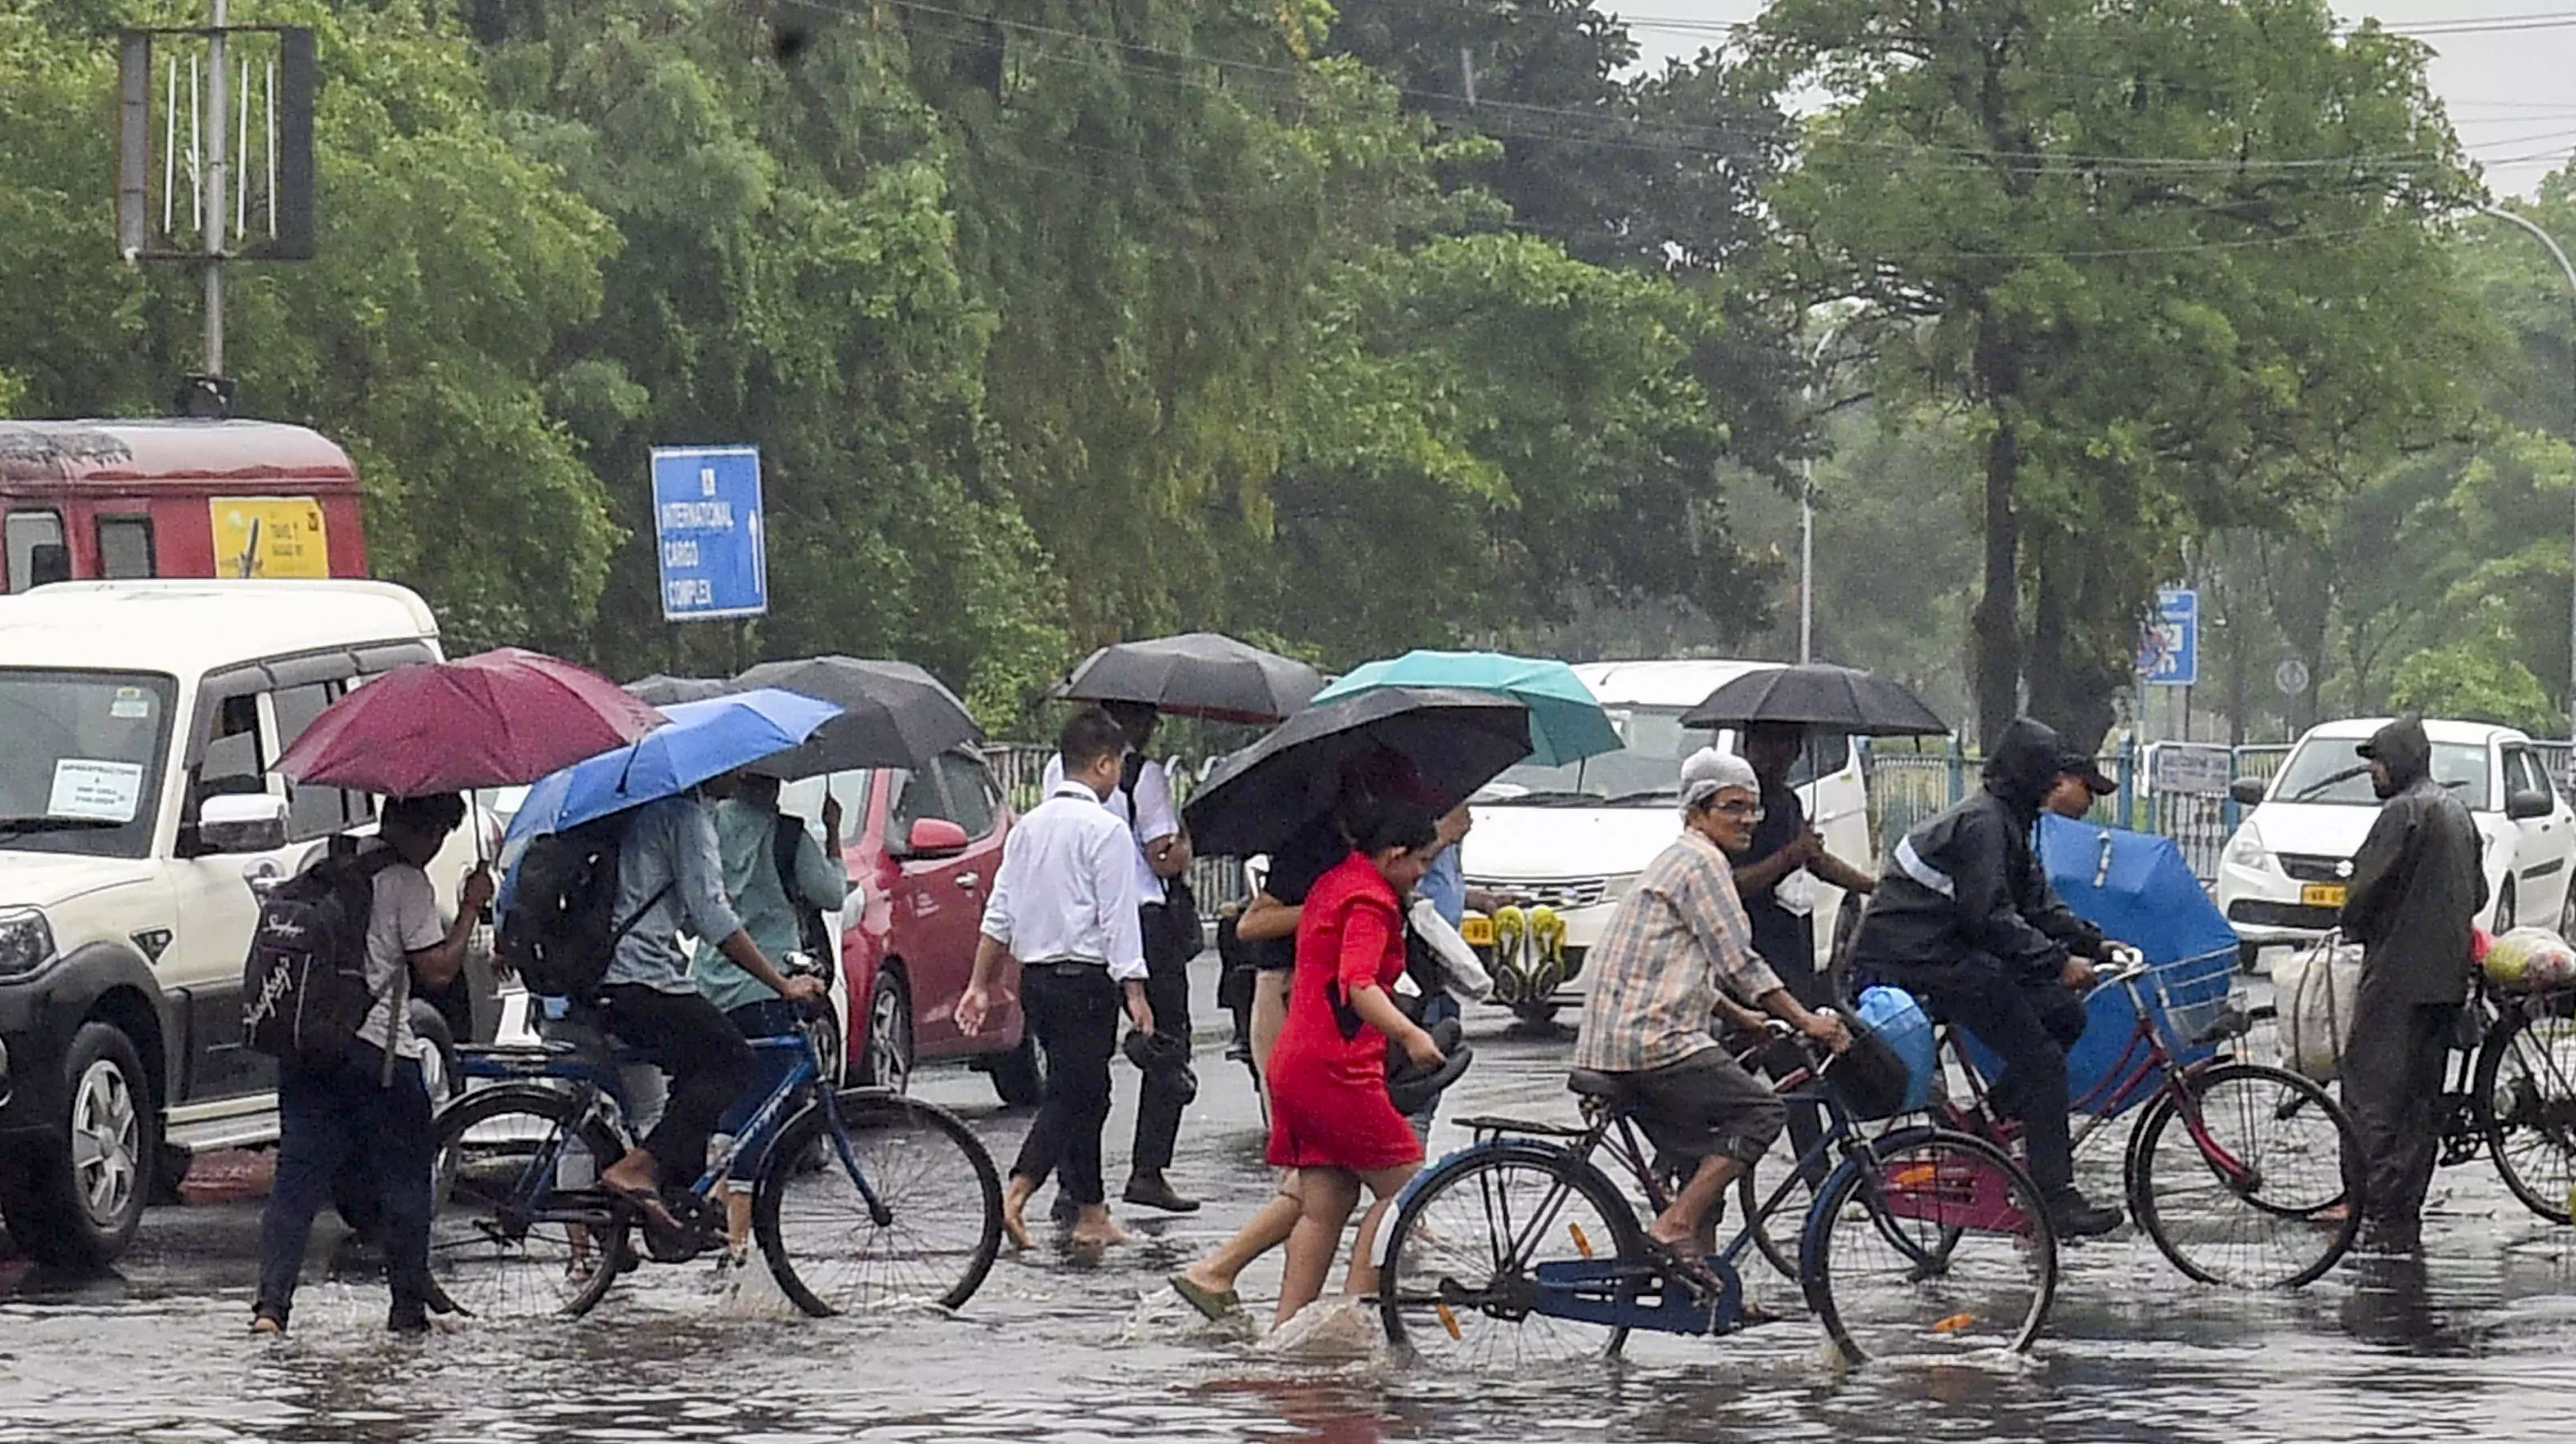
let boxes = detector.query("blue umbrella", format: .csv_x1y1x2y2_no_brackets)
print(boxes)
504,688,841,842
1310,650,1619,768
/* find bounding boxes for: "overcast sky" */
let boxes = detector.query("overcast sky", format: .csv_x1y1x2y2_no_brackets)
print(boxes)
1614,2,2576,196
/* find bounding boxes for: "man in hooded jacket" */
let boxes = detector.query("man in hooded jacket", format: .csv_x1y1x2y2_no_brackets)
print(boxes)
2339,714,2487,1253
1848,717,2128,1237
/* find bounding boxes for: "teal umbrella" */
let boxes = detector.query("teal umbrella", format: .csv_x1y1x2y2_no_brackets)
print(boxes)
1311,651,1619,767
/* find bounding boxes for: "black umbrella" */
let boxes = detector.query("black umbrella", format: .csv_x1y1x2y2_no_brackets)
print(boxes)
728,656,983,776
1678,663,1949,736
626,673,727,706
1183,688,1533,858
1053,632,1324,725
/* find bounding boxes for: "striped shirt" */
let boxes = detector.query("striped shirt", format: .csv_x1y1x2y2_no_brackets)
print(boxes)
1572,829,1786,1074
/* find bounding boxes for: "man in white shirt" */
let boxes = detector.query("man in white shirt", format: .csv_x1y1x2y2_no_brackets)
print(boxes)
1040,699,1200,1213
958,708,1154,1249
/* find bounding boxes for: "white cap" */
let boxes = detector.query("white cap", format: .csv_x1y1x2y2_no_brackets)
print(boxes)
1680,747,1757,811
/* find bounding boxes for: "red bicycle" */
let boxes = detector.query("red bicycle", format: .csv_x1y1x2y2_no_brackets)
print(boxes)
1741,951,2363,1289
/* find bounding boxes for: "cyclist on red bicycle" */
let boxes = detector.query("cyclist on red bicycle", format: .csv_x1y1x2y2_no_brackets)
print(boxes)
1848,718,2129,1238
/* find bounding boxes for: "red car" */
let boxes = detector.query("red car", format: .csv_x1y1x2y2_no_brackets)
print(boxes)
821,749,1040,1103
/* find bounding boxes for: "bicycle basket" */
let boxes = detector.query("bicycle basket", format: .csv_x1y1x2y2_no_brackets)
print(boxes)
2150,945,2240,1052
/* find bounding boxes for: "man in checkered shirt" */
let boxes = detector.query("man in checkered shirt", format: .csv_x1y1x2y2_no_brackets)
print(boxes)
1572,749,1849,1257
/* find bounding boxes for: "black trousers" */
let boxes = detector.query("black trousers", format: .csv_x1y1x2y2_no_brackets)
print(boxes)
1920,965,2090,1197
598,984,757,1187
1013,964,1122,1205
1130,902,1195,1177
256,1042,434,1326
2343,981,2459,1238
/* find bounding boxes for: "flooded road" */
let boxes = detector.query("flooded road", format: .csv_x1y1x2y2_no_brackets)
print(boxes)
5,968,2575,1442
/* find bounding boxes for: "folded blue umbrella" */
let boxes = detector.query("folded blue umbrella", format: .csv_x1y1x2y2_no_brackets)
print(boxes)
504,688,841,842
1310,650,1620,768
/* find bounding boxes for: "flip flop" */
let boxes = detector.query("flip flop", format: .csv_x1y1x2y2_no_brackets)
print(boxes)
1169,1273,1243,1322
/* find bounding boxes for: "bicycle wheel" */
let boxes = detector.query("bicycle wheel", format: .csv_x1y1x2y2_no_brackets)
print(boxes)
1377,1143,1644,1368
752,1090,1003,1316
1802,1127,2055,1363
2127,1062,2360,1288
1734,1155,1824,1282
2477,1000,2576,1224
429,1084,628,1320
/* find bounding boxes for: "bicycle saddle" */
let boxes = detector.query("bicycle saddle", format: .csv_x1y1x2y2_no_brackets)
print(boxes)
1567,1068,1627,1100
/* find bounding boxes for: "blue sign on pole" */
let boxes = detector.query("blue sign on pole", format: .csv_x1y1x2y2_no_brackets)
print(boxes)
650,446,767,622
2137,586,2198,687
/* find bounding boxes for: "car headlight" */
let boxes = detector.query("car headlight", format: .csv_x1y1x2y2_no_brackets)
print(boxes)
0,909,55,977
2226,826,2272,873
1599,873,1640,905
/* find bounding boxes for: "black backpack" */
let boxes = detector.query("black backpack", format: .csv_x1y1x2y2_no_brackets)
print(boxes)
242,845,404,1069
770,812,833,961
500,816,668,1001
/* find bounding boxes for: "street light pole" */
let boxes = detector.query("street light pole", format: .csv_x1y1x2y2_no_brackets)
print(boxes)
2475,202,2576,741
1799,320,1846,666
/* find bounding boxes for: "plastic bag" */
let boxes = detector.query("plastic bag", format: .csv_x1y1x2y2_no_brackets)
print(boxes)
2274,936,2361,1083
2484,925,2576,993
1408,897,1494,1004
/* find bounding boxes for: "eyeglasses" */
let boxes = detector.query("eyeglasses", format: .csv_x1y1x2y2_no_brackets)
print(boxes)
1711,799,1766,822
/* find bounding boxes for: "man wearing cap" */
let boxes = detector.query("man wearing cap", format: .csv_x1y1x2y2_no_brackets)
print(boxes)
1571,749,1850,1263
2043,755,2120,821
1848,717,2130,1238
2340,714,2486,1253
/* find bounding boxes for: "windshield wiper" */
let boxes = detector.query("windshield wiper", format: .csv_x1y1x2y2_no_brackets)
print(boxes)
0,816,125,840
2286,763,2372,803
1600,789,1680,806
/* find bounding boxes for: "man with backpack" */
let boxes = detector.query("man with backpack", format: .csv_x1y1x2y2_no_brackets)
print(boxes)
564,781,826,1242
252,793,491,1335
695,771,848,1264
1041,699,1201,1214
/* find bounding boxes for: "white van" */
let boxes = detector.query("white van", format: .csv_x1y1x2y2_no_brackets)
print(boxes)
0,581,487,1266
1457,659,1877,1026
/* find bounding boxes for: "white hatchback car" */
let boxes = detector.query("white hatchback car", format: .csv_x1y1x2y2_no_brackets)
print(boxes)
1456,659,1878,1026
2216,717,2576,968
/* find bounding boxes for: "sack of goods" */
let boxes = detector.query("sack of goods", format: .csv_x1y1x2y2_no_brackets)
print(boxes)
2483,925,2576,994
2274,935,2362,1083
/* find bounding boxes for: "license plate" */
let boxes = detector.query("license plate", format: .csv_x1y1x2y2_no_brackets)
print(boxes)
2300,883,2346,909
1460,915,1495,946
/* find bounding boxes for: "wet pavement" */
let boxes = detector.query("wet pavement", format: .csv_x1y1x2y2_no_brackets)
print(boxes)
5,960,2576,1441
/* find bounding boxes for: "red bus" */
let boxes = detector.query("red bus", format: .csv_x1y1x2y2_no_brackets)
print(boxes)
0,419,366,592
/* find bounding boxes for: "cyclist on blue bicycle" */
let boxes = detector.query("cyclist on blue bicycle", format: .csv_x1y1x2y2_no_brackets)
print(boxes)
1848,717,2129,1238
1571,749,1849,1264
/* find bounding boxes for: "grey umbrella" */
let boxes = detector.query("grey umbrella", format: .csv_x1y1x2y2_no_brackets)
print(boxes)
625,674,727,707
1677,663,1949,737
1053,632,1323,725
1182,688,1533,858
728,656,983,776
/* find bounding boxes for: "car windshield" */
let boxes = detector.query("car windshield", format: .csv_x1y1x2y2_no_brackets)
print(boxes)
2270,736,2492,811
1481,705,1717,806
0,669,178,859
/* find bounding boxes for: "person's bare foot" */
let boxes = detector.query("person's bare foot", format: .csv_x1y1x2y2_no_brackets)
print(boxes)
1000,1194,1035,1251
1070,1207,1131,1248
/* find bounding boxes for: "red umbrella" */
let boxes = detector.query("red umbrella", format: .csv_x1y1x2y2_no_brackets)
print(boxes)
277,648,665,796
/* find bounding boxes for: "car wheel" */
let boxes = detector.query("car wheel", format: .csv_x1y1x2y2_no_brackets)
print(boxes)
857,971,913,1094
989,1033,1046,1108
0,1022,154,1270
2559,880,2576,940
2237,942,2265,975
2497,879,2519,934
408,1001,460,1103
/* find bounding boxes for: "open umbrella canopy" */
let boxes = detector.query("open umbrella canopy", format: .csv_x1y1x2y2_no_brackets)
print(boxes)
729,656,982,775
1183,688,1532,858
504,688,840,842
1311,650,1619,768
276,648,665,796
626,674,726,707
1053,633,1323,725
1678,663,1949,737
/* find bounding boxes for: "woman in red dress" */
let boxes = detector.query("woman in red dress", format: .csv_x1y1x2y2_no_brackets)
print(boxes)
1263,800,1447,1328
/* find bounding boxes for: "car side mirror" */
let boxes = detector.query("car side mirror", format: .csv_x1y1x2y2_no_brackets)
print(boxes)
197,793,289,854
2507,787,2556,821
904,818,970,859
2229,777,2267,807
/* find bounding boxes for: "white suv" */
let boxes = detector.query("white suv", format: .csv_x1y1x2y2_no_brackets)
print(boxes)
2217,717,2576,969
0,581,486,1266
1457,659,1878,1025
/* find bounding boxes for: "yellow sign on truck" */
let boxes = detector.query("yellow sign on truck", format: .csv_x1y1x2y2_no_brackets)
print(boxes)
209,497,332,579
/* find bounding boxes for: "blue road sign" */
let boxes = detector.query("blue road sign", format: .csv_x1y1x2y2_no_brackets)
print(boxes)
651,446,767,622
2137,586,2198,687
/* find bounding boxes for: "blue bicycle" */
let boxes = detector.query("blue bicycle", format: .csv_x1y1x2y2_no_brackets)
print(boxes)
428,997,1002,1320
1374,1029,2058,1367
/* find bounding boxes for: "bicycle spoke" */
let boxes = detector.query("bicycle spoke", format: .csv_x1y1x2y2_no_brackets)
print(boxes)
1380,1153,1636,1369
757,1097,1001,1316
428,1090,624,1321
1808,1131,2054,1362
2133,1063,2355,1289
